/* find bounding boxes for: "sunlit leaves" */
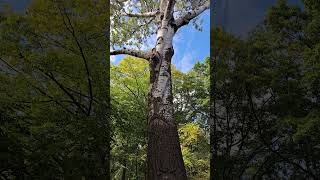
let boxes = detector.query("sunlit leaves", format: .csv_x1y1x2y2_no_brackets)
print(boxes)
110,0,158,49
179,123,209,179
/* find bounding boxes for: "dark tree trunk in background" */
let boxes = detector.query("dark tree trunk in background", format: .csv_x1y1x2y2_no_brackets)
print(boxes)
121,160,127,180
210,29,219,180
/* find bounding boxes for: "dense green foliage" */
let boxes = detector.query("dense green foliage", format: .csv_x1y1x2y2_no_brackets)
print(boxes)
0,0,110,179
211,0,320,179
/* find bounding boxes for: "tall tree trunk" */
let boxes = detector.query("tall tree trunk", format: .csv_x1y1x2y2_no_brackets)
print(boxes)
147,0,187,179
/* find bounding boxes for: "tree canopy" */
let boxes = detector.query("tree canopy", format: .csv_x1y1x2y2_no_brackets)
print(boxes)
0,0,110,179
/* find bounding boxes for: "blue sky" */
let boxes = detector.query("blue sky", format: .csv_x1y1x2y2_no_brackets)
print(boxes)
111,10,210,73
172,10,210,73
212,0,303,37
0,0,30,12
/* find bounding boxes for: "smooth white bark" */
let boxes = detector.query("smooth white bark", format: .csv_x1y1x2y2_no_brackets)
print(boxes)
121,11,159,18
110,48,152,60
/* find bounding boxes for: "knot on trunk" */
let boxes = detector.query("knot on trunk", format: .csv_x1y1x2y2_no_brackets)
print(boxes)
150,48,159,60
164,46,174,61
157,37,164,45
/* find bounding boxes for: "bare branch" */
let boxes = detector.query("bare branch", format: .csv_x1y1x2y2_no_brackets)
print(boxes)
121,11,158,18
174,1,210,30
58,5,94,116
37,67,89,115
110,48,153,60
0,57,20,74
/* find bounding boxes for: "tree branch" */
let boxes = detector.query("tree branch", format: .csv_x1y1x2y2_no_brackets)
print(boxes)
0,57,20,74
1,55,78,115
110,48,153,60
163,0,175,20
174,1,210,30
114,0,129,4
58,6,94,116
121,11,158,18
39,69,89,115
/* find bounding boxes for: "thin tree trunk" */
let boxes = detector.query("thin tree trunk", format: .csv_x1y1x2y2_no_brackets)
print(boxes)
135,148,138,179
122,160,127,180
105,1,111,178
210,31,219,180
146,0,187,179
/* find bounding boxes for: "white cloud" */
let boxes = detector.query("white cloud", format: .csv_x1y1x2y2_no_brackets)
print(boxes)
172,27,196,73
178,51,196,73
141,34,156,50
110,56,116,63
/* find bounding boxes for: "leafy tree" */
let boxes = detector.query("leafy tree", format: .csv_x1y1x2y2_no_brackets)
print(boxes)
179,123,209,180
173,58,210,126
110,56,149,179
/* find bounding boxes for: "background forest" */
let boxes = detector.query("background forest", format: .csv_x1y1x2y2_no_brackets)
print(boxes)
0,0,111,179
211,0,320,179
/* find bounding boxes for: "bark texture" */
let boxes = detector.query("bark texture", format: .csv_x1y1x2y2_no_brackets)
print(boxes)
147,0,187,179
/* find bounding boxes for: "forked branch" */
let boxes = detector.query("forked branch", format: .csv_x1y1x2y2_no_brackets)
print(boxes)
174,1,210,30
